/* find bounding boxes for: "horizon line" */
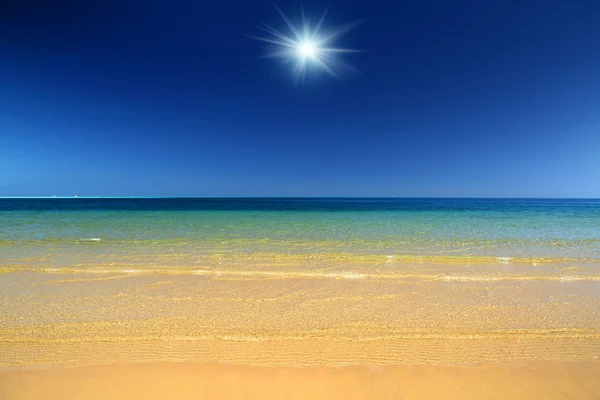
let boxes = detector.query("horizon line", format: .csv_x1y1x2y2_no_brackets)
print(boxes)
1,196,600,200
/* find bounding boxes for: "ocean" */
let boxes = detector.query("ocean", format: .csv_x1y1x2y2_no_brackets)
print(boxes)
2,197,600,370
1,197,599,275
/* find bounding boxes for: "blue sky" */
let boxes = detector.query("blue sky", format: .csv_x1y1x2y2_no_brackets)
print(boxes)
1,0,599,197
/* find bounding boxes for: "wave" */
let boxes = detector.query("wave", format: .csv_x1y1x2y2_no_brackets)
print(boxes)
1,250,598,263
2,265,600,282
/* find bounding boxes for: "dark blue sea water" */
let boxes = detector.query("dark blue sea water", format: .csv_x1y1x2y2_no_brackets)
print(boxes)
1,197,599,212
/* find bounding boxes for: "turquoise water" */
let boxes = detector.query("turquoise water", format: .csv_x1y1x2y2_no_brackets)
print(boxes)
1,198,599,270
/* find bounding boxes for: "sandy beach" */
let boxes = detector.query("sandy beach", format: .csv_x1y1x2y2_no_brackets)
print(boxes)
2,199,600,398
1,265,600,399
3,361,600,400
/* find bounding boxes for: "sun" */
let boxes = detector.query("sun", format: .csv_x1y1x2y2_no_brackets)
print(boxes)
298,41,318,59
249,4,362,84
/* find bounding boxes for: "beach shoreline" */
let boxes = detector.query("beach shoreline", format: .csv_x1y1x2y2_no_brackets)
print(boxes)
2,269,599,370
2,199,600,398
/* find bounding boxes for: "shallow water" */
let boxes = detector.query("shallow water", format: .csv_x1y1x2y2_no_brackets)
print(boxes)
1,198,600,272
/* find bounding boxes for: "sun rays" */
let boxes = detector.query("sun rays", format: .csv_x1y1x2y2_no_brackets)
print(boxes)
249,3,362,84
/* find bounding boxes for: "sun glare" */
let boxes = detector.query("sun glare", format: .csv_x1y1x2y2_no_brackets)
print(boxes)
249,4,361,84
298,41,317,59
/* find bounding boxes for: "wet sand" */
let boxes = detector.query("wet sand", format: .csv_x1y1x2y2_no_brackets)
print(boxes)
2,361,600,400
1,264,600,398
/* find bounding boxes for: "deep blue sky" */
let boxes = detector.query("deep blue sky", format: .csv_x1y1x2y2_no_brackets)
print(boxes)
1,0,599,197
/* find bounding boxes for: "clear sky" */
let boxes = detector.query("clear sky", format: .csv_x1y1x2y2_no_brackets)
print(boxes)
1,0,599,197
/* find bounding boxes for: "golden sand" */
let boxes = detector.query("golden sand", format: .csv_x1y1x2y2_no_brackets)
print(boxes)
2,269,600,367
1,262,600,398
2,361,600,400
